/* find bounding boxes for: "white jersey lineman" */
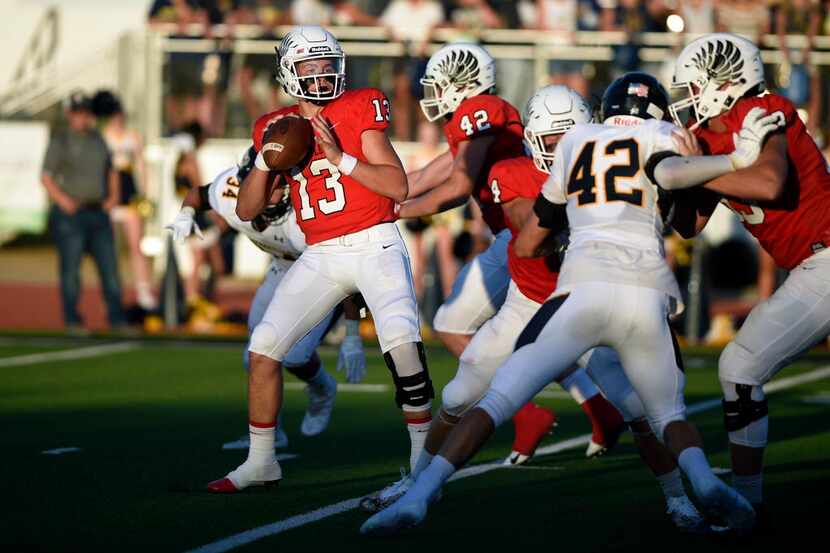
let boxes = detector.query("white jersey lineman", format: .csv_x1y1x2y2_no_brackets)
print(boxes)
206,166,337,369
478,117,688,442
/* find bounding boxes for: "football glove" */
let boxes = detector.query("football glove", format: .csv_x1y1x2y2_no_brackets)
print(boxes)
337,335,366,384
165,206,203,243
729,107,786,170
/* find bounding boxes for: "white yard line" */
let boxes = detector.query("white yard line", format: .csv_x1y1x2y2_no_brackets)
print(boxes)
41,447,82,455
184,363,830,553
0,342,142,368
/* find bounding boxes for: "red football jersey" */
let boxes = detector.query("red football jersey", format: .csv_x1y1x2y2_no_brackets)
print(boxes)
251,88,396,244
489,156,559,303
694,94,830,269
443,94,525,235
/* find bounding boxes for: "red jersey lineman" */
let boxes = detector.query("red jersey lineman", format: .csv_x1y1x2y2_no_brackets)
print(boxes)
208,25,433,494
669,33,830,521
402,44,524,355
490,156,557,303
440,93,524,234
693,93,830,269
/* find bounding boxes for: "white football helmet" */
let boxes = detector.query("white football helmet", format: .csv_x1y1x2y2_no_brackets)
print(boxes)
523,85,592,173
276,26,346,101
420,43,496,122
669,33,765,129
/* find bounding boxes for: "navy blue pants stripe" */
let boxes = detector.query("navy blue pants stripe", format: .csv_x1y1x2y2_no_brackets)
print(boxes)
515,294,569,351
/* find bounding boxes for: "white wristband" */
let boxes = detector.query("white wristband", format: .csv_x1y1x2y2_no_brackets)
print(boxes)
255,151,270,172
338,153,358,176
181,206,196,218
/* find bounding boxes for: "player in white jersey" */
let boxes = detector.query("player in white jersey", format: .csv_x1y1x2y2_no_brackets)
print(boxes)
166,147,367,447
360,73,781,536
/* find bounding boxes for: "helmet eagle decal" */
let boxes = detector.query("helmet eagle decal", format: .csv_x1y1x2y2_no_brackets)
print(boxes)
435,49,482,91
690,38,745,85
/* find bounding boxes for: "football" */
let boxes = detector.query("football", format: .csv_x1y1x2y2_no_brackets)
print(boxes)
261,116,314,171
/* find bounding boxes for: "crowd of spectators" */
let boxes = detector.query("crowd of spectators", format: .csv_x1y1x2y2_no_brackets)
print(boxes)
147,0,830,144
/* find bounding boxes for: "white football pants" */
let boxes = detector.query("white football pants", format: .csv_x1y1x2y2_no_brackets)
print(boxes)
440,280,644,420
245,258,336,368
480,282,686,440
719,247,830,386
248,223,421,360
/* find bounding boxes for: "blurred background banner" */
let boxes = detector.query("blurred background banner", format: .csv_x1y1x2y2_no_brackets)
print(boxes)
0,122,49,240
0,1,147,95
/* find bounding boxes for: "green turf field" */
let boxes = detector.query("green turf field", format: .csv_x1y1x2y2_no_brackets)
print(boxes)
1,339,828,552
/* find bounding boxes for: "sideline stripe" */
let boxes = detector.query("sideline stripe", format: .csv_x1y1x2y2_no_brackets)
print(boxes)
184,364,830,553
0,342,142,368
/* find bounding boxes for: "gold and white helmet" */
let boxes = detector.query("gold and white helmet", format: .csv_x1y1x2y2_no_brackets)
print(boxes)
669,33,765,129
276,25,346,101
420,43,496,122
523,85,592,174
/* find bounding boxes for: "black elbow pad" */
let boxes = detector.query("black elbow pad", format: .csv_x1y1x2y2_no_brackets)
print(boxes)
534,195,564,230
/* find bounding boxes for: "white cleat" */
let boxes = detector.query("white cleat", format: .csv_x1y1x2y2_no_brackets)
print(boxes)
207,458,282,493
221,426,289,450
503,451,532,466
360,498,428,536
301,372,337,437
585,441,607,458
698,480,756,534
228,458,283,488
666,495,711,533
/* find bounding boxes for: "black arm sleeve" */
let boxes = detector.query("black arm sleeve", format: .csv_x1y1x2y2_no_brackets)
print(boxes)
197,184,212,211
533,194,567,233
644,150,681,187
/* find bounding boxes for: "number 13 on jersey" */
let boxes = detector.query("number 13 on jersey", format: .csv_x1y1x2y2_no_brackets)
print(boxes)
290,158,347,220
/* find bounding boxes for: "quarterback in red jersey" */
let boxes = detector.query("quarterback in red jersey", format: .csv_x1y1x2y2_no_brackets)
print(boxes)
668,33,830,526
208,25,433,494
248,87,397,244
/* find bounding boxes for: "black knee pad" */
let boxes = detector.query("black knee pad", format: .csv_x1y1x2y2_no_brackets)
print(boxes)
722,384,768,432
383,342,435,409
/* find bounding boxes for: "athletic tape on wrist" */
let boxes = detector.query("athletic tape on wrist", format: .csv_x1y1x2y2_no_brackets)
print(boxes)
255,151,270,172
338,153,357,176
